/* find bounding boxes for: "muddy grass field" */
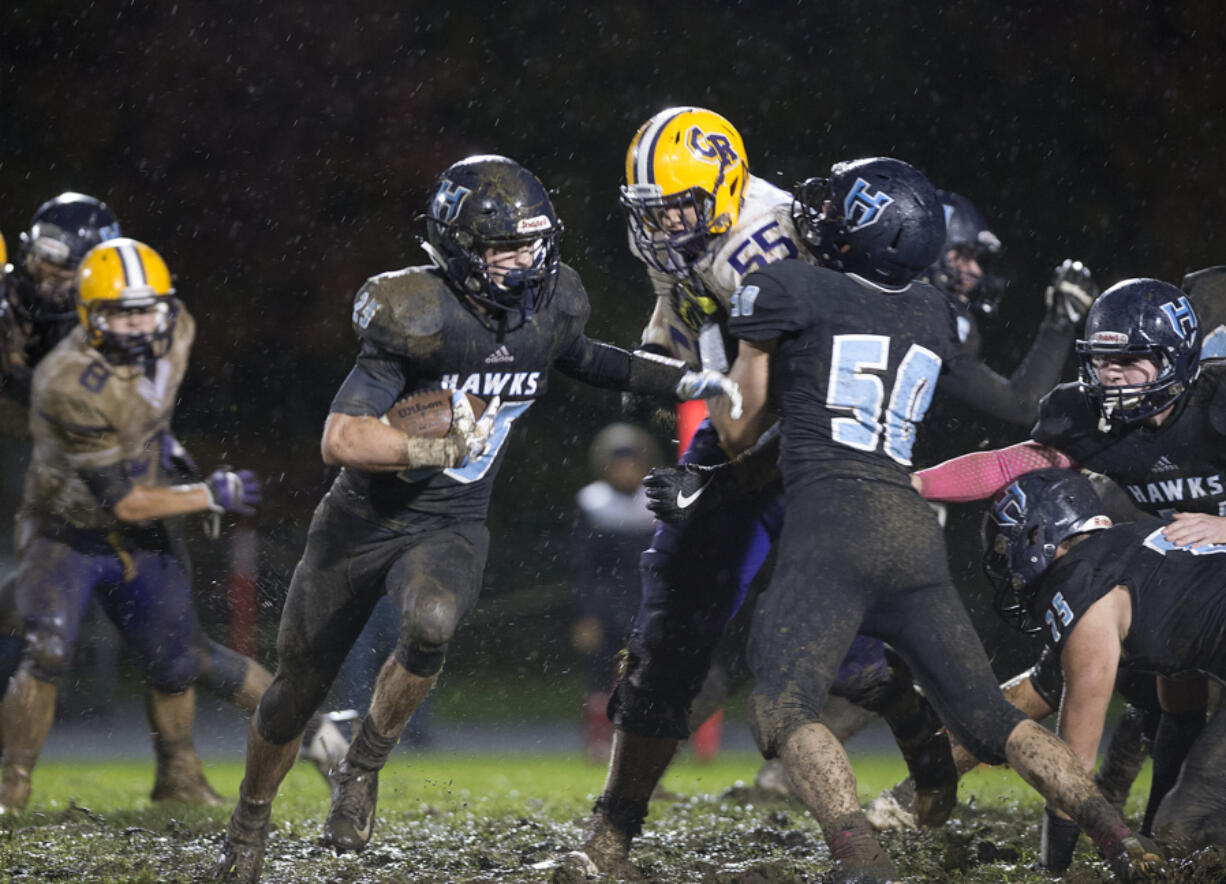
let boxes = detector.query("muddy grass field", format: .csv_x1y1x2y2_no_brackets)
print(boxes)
3,752,1224,883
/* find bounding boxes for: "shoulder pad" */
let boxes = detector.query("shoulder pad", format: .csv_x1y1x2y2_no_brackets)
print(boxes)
552,264,590,320
1032,382,1090,442
32,344,110,426
351,266,448,357
175,304,197,347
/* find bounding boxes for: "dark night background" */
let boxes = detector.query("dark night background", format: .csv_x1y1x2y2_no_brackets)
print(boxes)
2,1,1224,704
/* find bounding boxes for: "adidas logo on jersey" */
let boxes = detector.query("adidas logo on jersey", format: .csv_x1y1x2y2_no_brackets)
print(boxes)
1151,455,1179,473
484,345,515,364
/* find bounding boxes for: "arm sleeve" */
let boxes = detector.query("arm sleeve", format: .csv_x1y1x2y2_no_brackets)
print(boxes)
914,441,1077,502
329,342,411,417
939,317,1074,426
555,336,687,399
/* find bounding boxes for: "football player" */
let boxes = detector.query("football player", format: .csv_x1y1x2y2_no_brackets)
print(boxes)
562,112,961,884
982,468,1226,864
213,154,741,883
0,238,262,813
684,157,1157,882
0,195,348,791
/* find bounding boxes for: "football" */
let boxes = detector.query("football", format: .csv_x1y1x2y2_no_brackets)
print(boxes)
382,389,487,438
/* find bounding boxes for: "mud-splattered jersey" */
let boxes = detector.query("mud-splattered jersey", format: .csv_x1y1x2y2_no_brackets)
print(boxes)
21,309,195,532
329,263,610,522
1031,362,1226,517
636,175,803,371
1033,519,1226,683
727,260,971,488
0,269,81,437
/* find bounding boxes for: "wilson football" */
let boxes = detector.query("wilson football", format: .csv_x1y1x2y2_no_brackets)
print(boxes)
382,389,487,438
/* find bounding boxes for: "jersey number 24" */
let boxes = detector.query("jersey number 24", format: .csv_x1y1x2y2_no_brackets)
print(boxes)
827,334,941,466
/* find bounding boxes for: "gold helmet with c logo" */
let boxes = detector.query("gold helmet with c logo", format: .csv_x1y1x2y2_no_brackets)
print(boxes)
76,237,178,363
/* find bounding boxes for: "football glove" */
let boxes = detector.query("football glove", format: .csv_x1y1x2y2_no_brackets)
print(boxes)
676,370,743,419
669,276,724,332
445,391,499,466
643,463,723,523
1044,259,1098,325
204,468,261,516
158,430,199,480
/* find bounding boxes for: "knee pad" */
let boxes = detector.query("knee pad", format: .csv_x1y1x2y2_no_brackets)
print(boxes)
146,649,198,695
25,628,72,682
195,639,250,700
608,653,692,740
395,585,462,677
255,674,326,746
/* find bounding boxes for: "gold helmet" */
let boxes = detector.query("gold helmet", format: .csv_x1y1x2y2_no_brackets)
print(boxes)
0,231,7,267
620,107,749,274
76,237,178,363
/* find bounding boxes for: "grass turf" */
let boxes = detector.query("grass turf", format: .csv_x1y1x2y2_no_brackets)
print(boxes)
1,751,1174,883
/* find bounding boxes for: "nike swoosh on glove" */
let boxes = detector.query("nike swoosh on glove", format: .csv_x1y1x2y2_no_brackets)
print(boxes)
642,463,721,523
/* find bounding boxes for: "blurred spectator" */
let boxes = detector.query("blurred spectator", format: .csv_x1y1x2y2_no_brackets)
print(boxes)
570,423,661,762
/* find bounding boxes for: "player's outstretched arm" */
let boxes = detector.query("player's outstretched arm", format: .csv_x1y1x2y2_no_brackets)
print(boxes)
112,468,261,522
912,441,1076,502
709,339,771,455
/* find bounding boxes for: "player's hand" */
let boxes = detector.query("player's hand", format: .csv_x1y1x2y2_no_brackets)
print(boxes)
1162,512,1226,548
676,370,743,419
204,468,261,516
472,395,500,458
643,463,722,523
1044,259,1098,325
158,430,199,479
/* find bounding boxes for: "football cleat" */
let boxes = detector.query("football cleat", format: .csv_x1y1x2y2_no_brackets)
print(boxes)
752,758,796,800
865,780,918,832
0,763,32,813
323,758,380,853
214,794,271,883
299,709,356,783
150,750,224,806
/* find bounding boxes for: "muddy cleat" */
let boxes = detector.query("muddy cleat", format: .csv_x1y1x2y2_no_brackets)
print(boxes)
151,751,224,806
865,779,918,832
299,710,355,782
753,758,796,799
894,725,957,827
323,759,379,853
0,763,32,812
553,812,641,883
214,794,271,883
1106,834,1165,883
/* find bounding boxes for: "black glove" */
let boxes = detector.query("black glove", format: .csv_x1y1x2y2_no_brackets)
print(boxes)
643,463,723,523
1039,807,1081,873
1045,259,1098,325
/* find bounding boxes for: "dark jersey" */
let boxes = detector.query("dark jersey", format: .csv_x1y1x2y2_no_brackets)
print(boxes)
913,299,1074,466
1033,519,1226,683
329,263,650,522
726,260,970,488
1031,362,1226,517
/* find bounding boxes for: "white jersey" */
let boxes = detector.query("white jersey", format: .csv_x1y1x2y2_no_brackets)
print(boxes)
635,175,806,370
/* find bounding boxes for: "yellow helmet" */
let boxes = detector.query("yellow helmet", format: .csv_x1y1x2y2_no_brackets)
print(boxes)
0,231,7,267
620,107,750,274
76,237,178,363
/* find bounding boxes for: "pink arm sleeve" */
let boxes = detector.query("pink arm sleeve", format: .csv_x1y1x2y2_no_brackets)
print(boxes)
914,441,1077,502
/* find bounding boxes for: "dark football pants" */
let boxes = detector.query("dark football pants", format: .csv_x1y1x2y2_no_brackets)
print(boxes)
747,477,1025,764
1152,699,1226,848
610,420,892,740
256,496,489,745
15,532,198,693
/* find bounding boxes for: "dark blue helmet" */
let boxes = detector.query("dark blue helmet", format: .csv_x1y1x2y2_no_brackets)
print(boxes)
1076,278,1201,425
422,155,562,332
19,192,122,270
792,157,945,292
981,469,1112,634
16,192,122,316
928,190,1006,318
